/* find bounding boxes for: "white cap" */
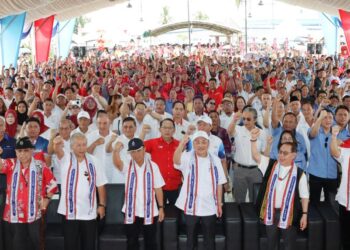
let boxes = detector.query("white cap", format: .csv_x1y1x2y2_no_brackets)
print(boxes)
196,115,212,126
77,111,90,120
57,93,66,99
192,131,209,141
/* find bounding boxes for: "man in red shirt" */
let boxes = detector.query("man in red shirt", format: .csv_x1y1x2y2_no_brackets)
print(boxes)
0,137,58,250
144,118,181,205
207,77,224,109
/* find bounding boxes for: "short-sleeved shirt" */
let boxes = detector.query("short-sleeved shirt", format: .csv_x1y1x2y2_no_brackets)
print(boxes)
144,137,181,191
121,156,165,218
308,127,338,179
175,152,226,216
187,133,226,159
1,157,58,223
258,155,309,209
57,153,108,220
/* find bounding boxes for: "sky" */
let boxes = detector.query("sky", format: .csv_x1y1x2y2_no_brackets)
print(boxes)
80,0,324,45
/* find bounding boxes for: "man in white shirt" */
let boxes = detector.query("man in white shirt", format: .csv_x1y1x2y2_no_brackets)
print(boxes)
250,128,309,250
111,117,137,183
86,112,120,183
53,132,107,250
227,106,266,203
43,98,60,130
71,111,92,136
172,101,194,141
133,102,158,141
187,96,205,123
114,138,164,250
174,131,226,250
330,126,350,250
219,97,234,130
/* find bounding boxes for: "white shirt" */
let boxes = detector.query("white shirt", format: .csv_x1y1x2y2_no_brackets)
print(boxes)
296,116,312,160
286,79,297,92
57,153,108,220
111,116,123,135
175,152,226,216
258,155,309,208
44,112,60,130
121,154,165,217
187,112,203,123
233,126,266,166
133,114,159,141
220,112,234,130
71,126,92,136
174,119,191,141
86,130,123,183
51,138,70,184
334,147,350,208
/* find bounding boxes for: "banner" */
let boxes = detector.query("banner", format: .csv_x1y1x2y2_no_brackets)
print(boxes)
0,13,26,68
34,15,55,63
320,13,338,55
57,18,76,59
339,9,350,52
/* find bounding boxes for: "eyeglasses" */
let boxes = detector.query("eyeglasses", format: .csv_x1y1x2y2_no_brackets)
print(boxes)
209,102,216,105
242,117,252,122
278,150,291,156
324,137,329,148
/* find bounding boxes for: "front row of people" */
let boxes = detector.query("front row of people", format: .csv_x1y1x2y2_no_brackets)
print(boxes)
0,127,349,250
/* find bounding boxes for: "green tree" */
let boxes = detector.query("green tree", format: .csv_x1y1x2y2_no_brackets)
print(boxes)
194,11,209,21
160,6,172,25
73,16,91,34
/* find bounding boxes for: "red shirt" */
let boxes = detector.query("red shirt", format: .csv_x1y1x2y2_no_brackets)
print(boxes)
1,155,58,223
207,86,224,108
144,137,181,191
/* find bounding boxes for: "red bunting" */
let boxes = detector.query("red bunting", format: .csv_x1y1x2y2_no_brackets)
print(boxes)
339,9,350,54
34,15,55,63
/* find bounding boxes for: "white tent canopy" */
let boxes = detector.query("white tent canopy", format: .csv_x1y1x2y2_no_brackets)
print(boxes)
0,0,126,22
278,0,350,16
0,0,349,23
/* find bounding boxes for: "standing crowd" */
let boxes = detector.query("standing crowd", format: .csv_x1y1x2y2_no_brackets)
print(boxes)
0,44,350,250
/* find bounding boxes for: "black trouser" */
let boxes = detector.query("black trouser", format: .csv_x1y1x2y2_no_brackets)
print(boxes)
3,219,40,250
309,174,337,204
265,209,297,250
164,189,179,205
63,217,97,250
340,205,350,250
125,216,158,250
184,214,216,250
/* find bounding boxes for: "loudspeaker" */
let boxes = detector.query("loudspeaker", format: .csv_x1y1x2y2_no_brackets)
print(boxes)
316,43,323,54
72,46,79,57
79,46,86,57
307,43,315,54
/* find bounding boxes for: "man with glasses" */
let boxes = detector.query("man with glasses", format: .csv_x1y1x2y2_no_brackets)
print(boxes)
308,109,338,204
250,128,309,250
227,106,266,202
1,137,57,250
144,118,181,205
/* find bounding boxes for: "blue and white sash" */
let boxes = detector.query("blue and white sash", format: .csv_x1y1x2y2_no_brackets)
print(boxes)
124,159,154,225
65,153,96,220
184,153,219,216
10,158,39,223
264,163,298,229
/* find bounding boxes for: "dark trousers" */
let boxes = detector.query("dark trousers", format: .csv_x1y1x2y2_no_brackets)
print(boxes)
125,216,158,250
184,214,216,250
340,205,350,250
265,210,297,250
309,174,337,204
63,217,97,250
0,190,5,250
164,189,179,205
3,219,40,250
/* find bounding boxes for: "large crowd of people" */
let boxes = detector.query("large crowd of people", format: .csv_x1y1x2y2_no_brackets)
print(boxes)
0,44,350,250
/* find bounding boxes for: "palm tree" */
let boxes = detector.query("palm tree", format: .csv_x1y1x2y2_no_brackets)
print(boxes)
73,16,91,35
194,11,209,21
160,6,172,25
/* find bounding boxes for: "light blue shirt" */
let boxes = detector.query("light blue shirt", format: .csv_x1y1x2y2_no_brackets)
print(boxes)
270,125,307,170
307,127,337,179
